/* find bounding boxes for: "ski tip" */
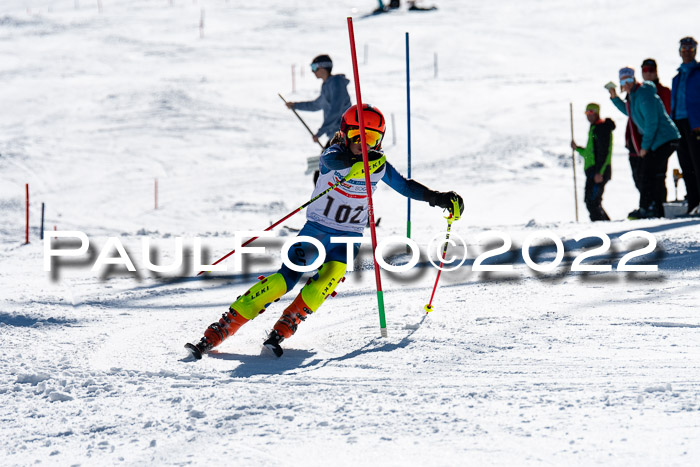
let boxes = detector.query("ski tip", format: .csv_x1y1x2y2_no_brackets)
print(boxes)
184,343,203,360
262,343,284,358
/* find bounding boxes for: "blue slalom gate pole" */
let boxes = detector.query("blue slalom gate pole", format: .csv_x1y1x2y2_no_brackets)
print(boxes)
405,32,412,241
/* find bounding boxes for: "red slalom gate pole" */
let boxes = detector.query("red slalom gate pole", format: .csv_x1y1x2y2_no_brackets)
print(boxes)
347,17,387,338
25,184,29,244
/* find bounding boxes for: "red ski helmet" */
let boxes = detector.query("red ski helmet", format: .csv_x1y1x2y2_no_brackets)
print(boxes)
340,104,386,149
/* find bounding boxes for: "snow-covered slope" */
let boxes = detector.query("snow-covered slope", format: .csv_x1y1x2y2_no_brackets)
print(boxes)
1,1,699,465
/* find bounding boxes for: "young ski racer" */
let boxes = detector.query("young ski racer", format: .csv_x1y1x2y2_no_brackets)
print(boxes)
185,104,464,359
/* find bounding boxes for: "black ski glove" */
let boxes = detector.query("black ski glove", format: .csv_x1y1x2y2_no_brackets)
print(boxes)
426,191,464,219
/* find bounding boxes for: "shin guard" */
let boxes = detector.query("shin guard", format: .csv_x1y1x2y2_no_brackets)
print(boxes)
203,273,287,349
272,261,346,339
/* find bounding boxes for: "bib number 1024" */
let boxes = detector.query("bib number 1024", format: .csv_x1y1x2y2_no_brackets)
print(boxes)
323,196,364,224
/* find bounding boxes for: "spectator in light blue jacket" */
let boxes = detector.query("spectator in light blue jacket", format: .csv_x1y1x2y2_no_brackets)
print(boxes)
286,55,352,183
610,67,681,218
286,55,352,144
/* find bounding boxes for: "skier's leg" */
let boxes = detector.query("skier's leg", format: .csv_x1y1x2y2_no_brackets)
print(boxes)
199,272,288,351
272,260,347,339
187,224,331,358
201,222,331,348
264,233,360,356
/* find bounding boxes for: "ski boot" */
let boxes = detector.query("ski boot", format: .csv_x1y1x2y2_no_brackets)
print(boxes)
264,294,312,358
264,261,346,357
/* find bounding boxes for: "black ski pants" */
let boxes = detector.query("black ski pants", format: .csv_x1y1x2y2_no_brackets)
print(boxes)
639,140,678,217
628,154,643,195
674,119,700,212
584,169,610,221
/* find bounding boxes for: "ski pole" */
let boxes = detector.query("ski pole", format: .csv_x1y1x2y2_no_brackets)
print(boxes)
197,173,350,276
424,214,454,314
278,93,324,150
569,103,579,222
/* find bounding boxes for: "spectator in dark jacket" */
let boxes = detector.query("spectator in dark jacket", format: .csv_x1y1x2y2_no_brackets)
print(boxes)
671,37,700,215
571,103,614,221
611,67,681,218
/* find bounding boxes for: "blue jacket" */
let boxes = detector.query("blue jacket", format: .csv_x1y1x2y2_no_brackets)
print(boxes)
293,74,352,139
671,60,700,129
611,81,680,151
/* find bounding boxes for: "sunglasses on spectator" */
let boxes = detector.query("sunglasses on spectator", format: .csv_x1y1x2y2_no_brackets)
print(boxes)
620,77,635,86
680,46,697,52
585,110,597,115
641,66,656,73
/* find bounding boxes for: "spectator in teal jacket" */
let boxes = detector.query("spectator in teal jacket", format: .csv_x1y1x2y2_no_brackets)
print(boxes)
610,67,681,218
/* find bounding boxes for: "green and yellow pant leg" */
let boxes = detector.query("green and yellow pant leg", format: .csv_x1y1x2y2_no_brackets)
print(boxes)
273,261,347,339
203,273,287,348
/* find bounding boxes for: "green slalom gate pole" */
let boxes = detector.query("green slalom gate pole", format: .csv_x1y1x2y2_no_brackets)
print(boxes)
197,173,351,276
347,17,387,337
405,32,412,245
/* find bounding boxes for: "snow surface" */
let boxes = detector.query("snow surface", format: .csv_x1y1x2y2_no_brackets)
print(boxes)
1,0,700,465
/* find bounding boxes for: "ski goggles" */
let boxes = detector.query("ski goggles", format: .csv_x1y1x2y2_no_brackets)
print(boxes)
347,127,384,148
620,77,635,86
310,62,332,72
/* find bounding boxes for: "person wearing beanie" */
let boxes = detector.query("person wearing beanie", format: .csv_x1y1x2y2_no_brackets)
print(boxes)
671,36,700,215
571,103,615,221
610,67,681,219
641,58,671,113
610,68,644,206
286,55,352,183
